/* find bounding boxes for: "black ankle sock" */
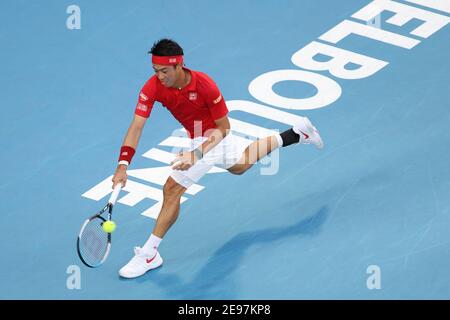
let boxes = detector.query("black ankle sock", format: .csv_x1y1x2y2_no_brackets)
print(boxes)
280,128,300,147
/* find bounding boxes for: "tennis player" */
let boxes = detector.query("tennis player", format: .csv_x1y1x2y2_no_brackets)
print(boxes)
112,39,323,278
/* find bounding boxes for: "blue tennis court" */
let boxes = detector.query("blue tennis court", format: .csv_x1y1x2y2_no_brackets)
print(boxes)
1,0,449,299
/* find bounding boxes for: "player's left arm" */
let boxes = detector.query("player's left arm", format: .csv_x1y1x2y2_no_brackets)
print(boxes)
196,115,230,156
193,78,231,160
172,75,231,170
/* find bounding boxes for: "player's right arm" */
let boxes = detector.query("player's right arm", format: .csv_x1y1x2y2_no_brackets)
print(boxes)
112,114,148,188
112,77,156,188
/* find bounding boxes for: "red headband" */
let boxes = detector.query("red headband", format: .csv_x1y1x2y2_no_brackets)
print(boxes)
152,55,184,66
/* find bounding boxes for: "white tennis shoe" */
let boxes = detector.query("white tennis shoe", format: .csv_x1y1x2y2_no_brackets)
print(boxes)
293,117,324,149
119,247,163,278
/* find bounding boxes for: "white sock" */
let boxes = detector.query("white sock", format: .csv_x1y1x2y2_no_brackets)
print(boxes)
275,134,283,148
142,234,162,255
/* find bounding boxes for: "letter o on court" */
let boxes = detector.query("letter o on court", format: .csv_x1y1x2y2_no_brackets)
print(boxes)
249,69,341,110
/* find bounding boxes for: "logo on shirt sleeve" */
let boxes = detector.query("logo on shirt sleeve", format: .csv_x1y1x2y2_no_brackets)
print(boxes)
213,94,222,104
139,93,149,101
137,103,148,112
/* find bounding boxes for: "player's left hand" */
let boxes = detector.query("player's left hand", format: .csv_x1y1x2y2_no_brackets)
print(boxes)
171,151,198,171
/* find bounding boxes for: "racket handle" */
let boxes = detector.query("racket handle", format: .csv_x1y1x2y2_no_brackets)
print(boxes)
108,184,122,205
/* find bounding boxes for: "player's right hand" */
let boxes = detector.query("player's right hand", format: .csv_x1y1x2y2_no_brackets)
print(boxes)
112,164,128,188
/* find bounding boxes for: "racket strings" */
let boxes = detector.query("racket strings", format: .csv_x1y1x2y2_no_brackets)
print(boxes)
79,218,109,266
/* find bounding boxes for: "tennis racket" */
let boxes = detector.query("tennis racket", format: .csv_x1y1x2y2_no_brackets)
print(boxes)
77,184,121,268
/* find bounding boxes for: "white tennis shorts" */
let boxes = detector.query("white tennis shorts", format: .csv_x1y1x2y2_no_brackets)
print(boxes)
170,133,248,188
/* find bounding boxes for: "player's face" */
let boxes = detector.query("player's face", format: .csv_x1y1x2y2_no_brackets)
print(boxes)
153,64,178,87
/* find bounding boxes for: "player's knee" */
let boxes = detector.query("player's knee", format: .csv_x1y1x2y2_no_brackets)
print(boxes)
163,177,185,198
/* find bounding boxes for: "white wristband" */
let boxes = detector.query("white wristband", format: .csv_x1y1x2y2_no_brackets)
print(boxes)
118,160,129,166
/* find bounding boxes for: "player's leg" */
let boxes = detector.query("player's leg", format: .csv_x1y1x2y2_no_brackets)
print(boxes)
228,116,323,175
152,177,186,238
227,135,279,175
119,177,186,278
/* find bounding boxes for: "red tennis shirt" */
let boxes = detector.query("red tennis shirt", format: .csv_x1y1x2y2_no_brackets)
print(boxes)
134,67,229,138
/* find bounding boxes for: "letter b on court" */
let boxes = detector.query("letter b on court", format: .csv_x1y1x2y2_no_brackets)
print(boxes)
366,265,381,290
66,265,81,290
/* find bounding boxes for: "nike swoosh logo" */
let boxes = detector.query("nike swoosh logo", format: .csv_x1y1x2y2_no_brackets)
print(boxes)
146,254,157,264
300,131,309,139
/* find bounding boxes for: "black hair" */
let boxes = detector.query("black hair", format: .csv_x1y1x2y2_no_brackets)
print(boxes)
149,38,184,56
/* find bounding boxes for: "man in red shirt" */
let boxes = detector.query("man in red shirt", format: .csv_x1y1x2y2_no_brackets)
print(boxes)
112,39,323,278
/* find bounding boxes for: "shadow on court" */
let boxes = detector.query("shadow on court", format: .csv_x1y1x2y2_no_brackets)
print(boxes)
128,205,329,299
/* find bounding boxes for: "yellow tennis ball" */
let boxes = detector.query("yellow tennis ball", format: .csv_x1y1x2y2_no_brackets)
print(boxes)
102,220,116,233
